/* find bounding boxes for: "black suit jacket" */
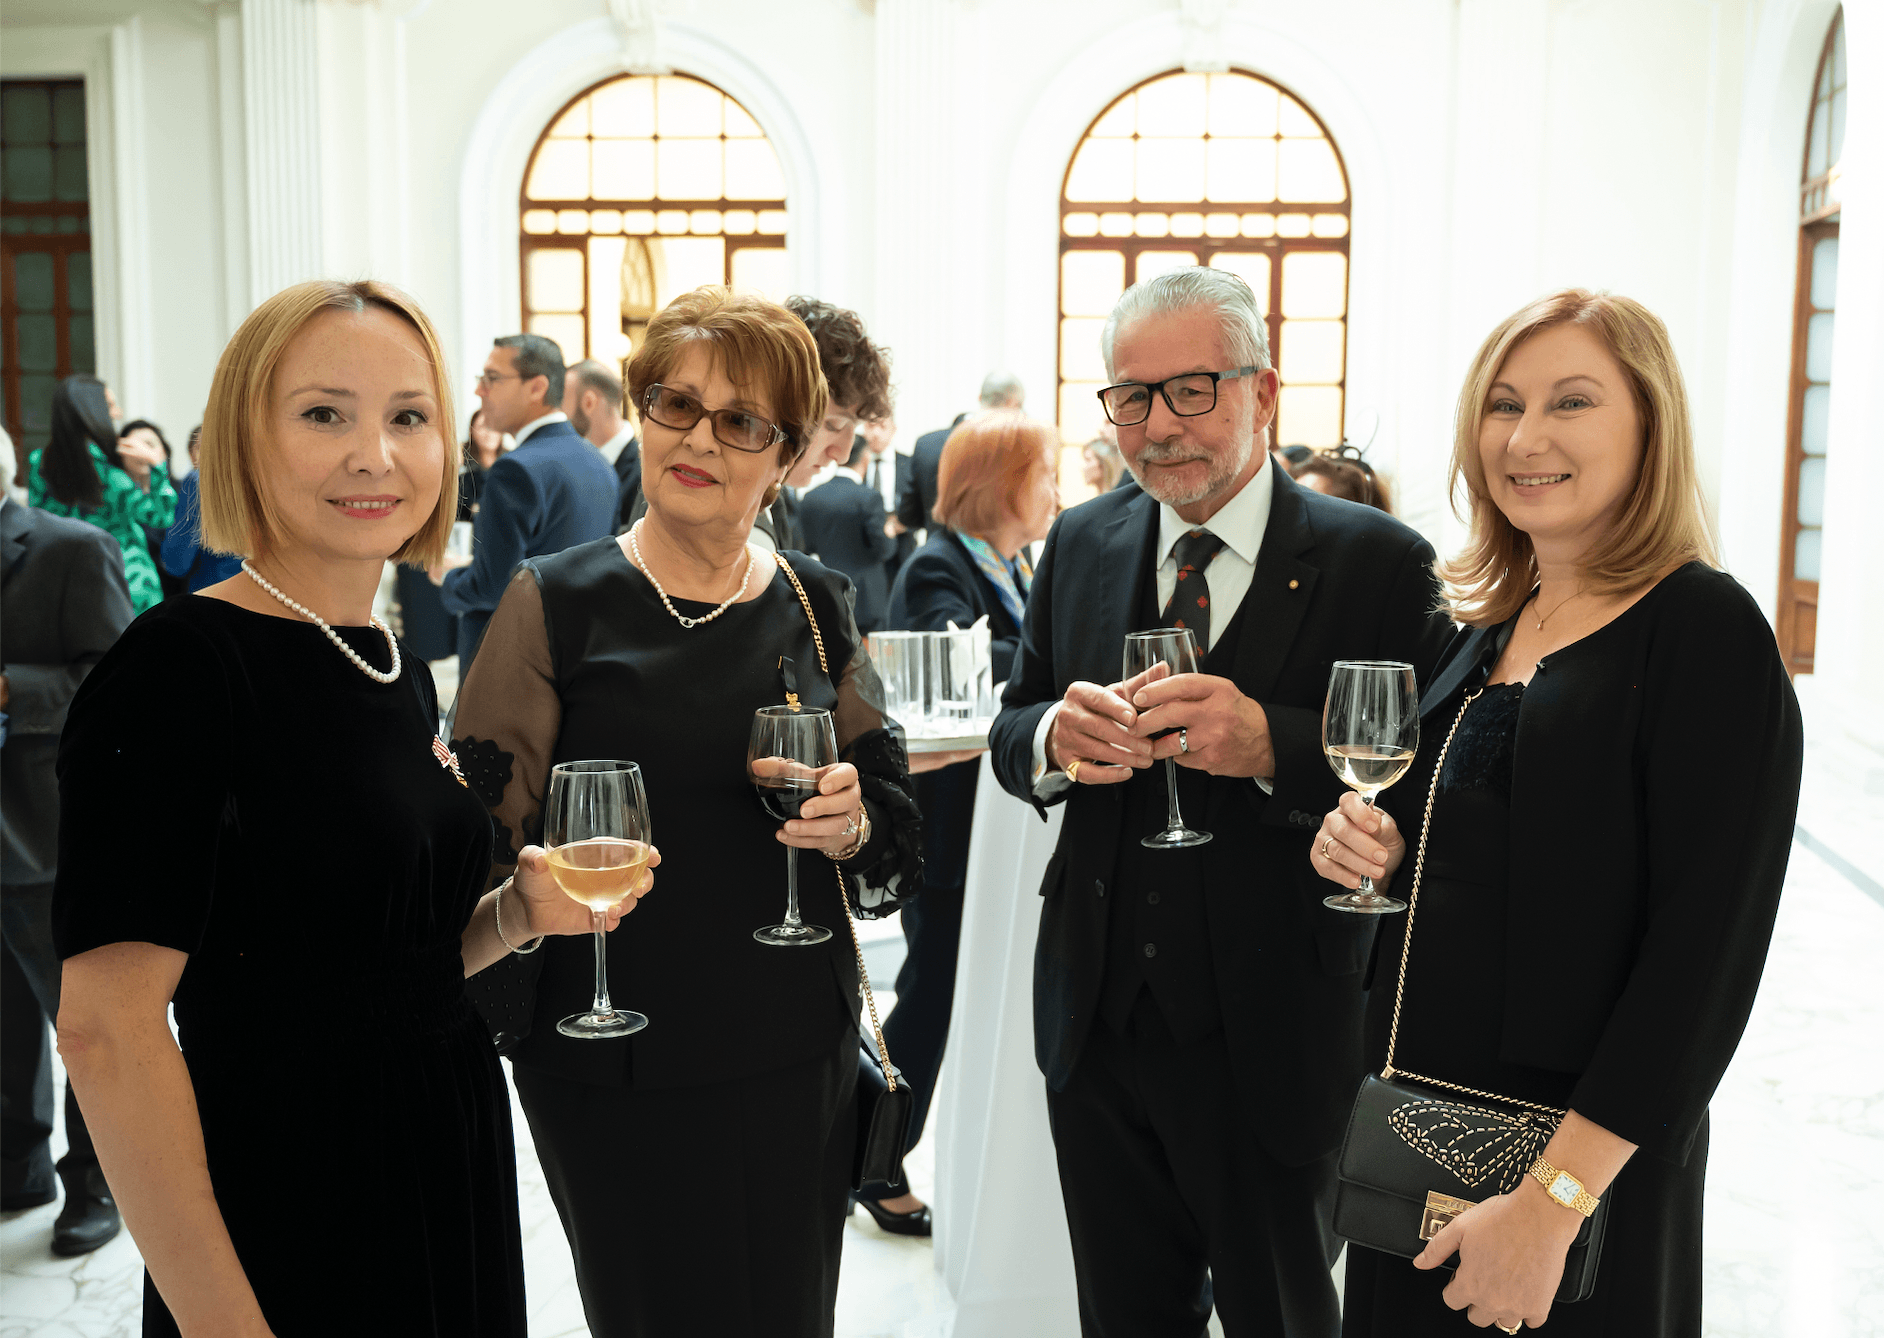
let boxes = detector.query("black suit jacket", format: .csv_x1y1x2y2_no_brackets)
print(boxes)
612,437,642,532
0,498,134,886
989,462,1452,1164
885,453,917,578
798,475,898,633
896,416,966,534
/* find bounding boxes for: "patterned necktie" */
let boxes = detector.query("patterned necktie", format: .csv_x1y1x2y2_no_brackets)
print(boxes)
1161,528,1225,652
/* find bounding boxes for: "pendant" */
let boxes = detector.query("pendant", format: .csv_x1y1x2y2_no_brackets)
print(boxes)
432,736,468,787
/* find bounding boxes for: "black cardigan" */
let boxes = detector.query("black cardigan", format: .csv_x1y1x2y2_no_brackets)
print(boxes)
1382,562,1803,1163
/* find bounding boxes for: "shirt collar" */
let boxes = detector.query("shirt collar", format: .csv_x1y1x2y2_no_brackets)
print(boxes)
835,464,866,485
1156,454,1274,568
512,411,567,447
597,425,635,466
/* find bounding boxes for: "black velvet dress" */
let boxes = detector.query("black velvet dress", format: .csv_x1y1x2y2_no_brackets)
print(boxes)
52,596,522,1337
1344,682,1706,1334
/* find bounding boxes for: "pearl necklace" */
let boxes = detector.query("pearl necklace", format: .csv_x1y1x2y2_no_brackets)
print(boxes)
241,561,402,684
628,521,754,629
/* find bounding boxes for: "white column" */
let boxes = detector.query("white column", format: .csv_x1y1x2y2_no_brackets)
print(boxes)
1812,0,1884,732
242,0,322,301
214,1,251,331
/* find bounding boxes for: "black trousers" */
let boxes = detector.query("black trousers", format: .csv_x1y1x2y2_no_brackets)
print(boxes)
513,1032,856,1338
1,880,95,1204
1046,994,1341,1338
857,877,964,1201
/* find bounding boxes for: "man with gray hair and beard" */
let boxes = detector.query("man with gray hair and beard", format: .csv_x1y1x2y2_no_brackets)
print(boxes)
989,268,1451,1336
897,370,1026,539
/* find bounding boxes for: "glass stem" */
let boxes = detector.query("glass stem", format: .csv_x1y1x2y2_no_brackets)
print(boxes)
1355,793,1379,898
1163,757,1185,833
784,846,804,929
590,909,612,1017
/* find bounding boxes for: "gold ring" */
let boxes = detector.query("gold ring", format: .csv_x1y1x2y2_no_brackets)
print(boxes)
844,815,858,837
1319,836,1334,860
1496,1323,1522,1335
1066,759,1082,783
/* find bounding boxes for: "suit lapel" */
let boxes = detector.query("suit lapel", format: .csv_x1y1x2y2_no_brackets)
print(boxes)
1228,461,1318,701
1082,489,1161,687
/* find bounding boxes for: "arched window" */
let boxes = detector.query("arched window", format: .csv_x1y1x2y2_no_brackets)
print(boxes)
1778,8,1845,676
519,74,789,373
1057,70,1350,456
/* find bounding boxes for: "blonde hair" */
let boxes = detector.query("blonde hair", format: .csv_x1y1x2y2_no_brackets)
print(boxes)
199,280,458,565
1441,289,1718,627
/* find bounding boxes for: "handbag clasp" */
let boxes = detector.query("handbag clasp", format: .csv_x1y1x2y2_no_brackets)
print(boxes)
1419,1191,1476,1241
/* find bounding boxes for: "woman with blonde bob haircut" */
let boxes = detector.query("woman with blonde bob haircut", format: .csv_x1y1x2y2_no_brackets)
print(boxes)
452,286,920,1335
51,279,651,1337
1313,289,1801,1336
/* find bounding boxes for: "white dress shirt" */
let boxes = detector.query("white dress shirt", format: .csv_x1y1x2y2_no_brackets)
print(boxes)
596,424,635,468
1031,461,1276,796
511,410,568,448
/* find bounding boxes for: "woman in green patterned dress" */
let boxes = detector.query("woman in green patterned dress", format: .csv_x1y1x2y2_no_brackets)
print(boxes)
27,375,177,614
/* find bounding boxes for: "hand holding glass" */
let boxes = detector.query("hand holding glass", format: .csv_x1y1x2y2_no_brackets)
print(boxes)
544,760,653,1037
748,706,837,947
1123,628,1212,849
1321,661,1419,914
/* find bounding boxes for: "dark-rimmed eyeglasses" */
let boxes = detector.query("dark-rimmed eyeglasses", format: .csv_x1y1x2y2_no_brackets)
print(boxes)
641,384,789,453
1097,366,1260,427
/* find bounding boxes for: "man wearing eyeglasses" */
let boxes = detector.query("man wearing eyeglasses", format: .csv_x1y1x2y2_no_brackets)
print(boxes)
431,334,617,672
989,268,1452,1336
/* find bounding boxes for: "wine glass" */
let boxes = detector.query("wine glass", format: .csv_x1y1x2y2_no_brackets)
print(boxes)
1123,629,1212,849
748,706,837,947
1321,660,1419,914
544,760,652,1038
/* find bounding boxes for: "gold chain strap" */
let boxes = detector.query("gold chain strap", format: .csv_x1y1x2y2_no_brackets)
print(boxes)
774,551,893,1090
1379,688,1566,1120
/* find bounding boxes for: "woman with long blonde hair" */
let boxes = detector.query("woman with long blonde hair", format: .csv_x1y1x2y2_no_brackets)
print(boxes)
51,281,652,1337
1313,290,1801,1335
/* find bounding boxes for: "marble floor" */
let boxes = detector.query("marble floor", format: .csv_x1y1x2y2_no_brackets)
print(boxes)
5,715,1883,1335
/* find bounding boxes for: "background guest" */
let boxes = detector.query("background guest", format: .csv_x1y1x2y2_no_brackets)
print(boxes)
563,358,640,531
26,376,177,616
1314,290,1800,1337
798,432,899,634
858,412,1060,1234
1080,434,1126,494
0,431,133,1257
898,371,1023,540
117,420,186,602
396,412,493,665
433,334,617,673
453,286,920,1336
865,415,916,583
989,267,1450,1336
160,426,244,594
1288,444,1394,513
51,279,646,1337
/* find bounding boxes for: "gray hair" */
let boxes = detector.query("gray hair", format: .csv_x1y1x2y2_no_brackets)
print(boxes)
1100,267,1272,381
494,333,566,406
0,425,15,499
568,357,624,409
978,370,1025,409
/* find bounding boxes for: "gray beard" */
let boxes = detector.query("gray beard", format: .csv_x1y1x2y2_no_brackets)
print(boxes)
1131,434,1255,508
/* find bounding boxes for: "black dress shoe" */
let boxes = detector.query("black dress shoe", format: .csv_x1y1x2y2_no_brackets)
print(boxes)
52,1165,121,1257
852,1194,933,1237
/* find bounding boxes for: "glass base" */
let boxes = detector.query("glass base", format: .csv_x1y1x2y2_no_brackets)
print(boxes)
556,1009,649,1039
1323,892,1406,915
755,923,833,947
1141,826,1213,849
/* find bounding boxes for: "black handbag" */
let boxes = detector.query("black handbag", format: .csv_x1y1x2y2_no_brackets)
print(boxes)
1332,690,1610,1303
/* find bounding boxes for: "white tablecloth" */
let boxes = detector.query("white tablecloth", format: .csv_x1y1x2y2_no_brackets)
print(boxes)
931,754,1081,1336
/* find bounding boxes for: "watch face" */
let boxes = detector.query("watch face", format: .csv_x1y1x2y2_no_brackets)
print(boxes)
1549,1172,1580,1205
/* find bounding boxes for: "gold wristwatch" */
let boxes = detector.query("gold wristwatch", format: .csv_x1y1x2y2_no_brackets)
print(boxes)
1527,1157,1600,1217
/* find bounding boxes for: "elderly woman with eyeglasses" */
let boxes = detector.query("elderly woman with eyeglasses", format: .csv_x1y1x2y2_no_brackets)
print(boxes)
451,287,920,1337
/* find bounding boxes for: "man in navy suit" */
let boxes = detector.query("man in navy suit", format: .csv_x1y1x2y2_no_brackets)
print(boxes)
798,433,898,633
563,358,640,532
896,371,1023,540
990,269,1450,1336
433,335,617,671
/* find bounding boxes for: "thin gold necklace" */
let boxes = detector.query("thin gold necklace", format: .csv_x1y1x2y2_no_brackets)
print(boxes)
1531,585,1582,631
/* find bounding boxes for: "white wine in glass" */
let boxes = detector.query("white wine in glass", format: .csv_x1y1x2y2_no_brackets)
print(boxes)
1321,661,1419,914
544,760,652,1038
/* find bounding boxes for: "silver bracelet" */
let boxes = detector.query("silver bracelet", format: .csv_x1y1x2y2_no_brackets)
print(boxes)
492,877,544,954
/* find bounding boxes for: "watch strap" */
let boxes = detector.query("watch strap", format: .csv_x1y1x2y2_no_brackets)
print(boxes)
1528,1156,1600,1217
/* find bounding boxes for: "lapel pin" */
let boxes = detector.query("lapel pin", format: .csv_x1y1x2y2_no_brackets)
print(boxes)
1289,579,1300,590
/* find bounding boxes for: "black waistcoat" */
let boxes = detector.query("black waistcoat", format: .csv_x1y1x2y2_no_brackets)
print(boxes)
1096,569,1253,1043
